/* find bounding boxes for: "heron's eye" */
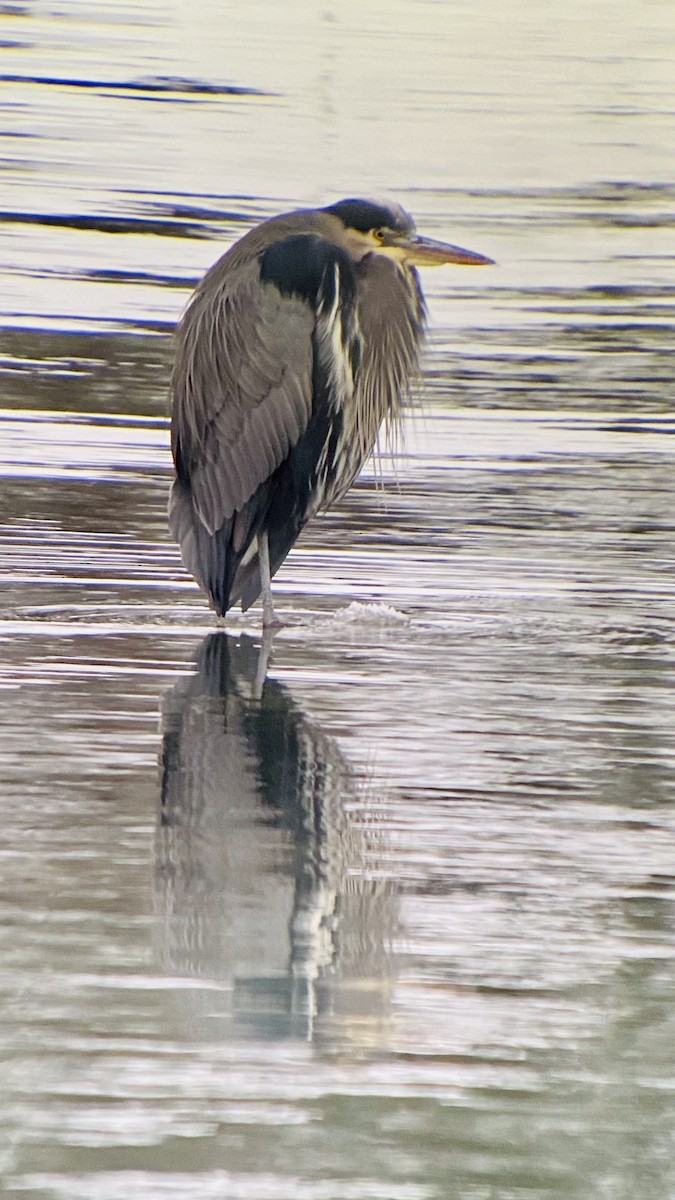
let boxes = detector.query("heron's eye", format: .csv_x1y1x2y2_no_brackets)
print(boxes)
374,228,387,243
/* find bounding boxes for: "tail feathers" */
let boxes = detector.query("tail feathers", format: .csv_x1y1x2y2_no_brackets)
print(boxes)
169,479,239,617
228,559,262,613
169,478,302,617
231,520,306,613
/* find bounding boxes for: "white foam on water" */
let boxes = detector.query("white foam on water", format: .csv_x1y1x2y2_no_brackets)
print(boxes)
319,601,410,628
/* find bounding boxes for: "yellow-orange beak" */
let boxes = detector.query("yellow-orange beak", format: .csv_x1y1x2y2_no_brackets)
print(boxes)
401,233,494,267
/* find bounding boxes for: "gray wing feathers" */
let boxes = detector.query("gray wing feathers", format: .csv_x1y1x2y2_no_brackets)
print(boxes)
168,476,221,602
171,263,315,537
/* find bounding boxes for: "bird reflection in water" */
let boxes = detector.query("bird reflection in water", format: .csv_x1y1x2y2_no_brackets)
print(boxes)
156,633,398,1046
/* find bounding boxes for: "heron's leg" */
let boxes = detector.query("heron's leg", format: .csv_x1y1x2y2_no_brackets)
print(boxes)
257,529,278,629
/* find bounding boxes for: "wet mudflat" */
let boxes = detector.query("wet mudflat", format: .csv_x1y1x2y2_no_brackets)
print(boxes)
1,2,675,1198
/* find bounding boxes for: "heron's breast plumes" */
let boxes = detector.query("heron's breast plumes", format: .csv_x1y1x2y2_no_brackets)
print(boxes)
316,256,425,509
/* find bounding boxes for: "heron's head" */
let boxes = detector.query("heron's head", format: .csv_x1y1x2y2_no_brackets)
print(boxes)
323,198,493,268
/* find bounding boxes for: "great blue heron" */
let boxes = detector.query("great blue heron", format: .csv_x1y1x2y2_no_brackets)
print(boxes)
170,198,492,625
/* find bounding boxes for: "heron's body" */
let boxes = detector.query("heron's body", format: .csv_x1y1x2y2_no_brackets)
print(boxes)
170,199,491,623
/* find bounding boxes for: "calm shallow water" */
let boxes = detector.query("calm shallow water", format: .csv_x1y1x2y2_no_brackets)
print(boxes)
1,2,675,1198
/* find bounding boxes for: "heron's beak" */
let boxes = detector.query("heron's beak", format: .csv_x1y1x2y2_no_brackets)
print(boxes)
401,234,494,267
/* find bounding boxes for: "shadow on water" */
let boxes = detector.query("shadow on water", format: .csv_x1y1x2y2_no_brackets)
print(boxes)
156,632,399,1046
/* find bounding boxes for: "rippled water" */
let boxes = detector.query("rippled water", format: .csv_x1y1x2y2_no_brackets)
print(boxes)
2,2,675,1197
